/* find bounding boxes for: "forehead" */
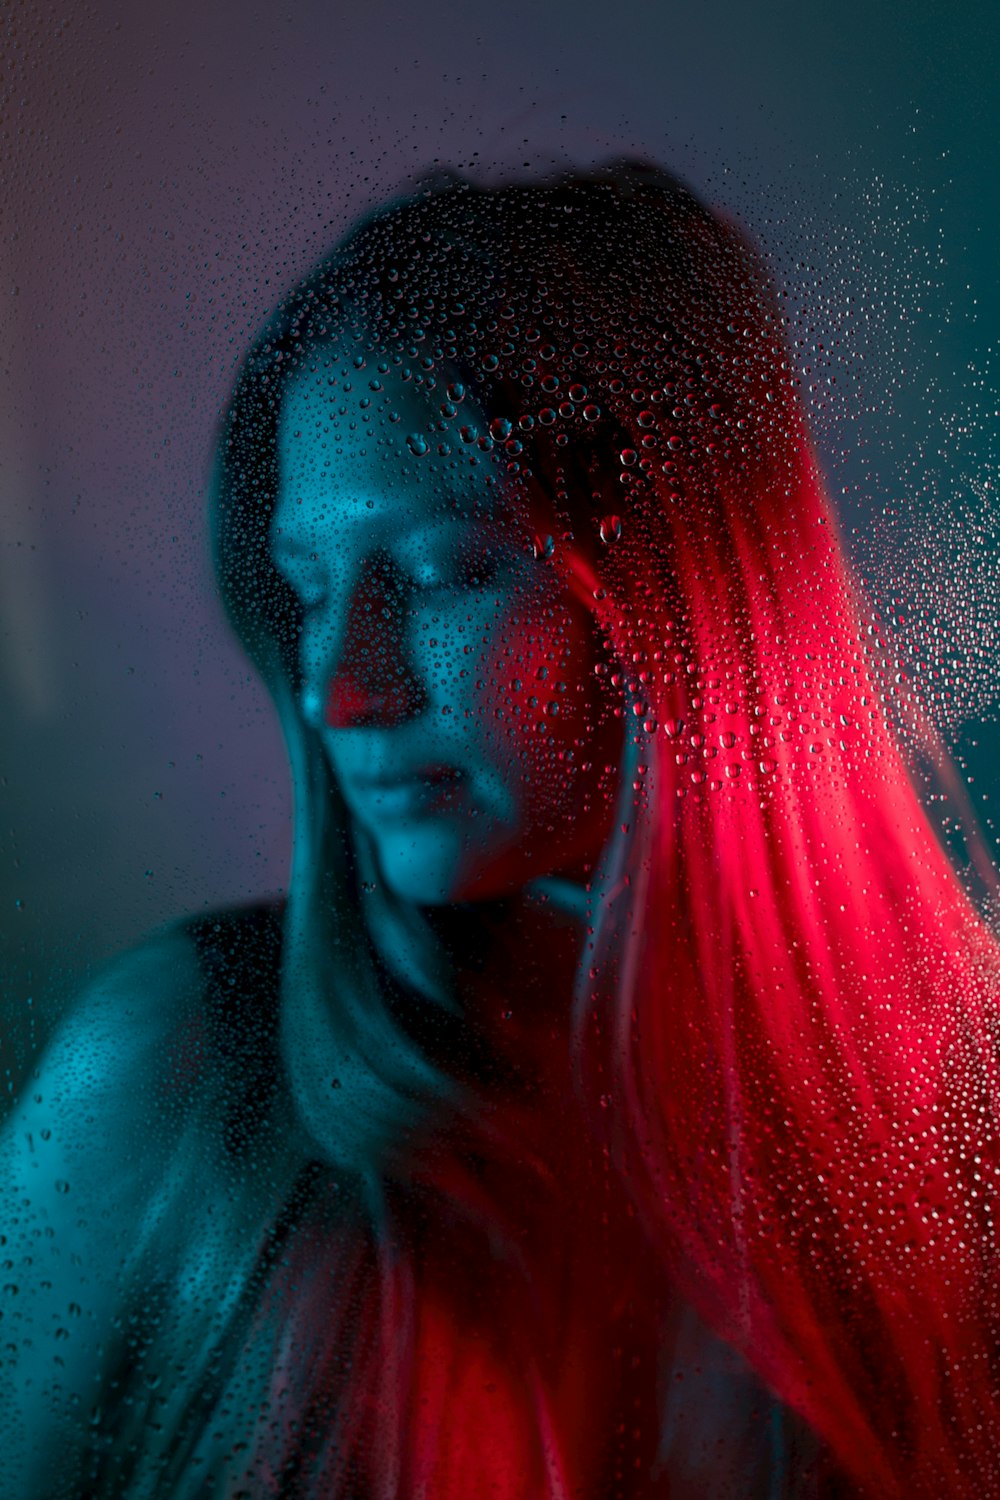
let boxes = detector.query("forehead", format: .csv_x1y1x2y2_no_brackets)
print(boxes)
274,356,509,541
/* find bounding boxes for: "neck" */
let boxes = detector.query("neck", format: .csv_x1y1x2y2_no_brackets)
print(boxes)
421,880,588,1050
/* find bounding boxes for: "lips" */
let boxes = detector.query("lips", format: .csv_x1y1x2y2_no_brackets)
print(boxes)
346,765,467,819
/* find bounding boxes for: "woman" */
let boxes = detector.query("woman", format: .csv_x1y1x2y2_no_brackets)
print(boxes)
6,160,1000,1497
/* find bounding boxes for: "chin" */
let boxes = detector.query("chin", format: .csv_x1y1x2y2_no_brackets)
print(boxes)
373,824,475,905
372,823,522,906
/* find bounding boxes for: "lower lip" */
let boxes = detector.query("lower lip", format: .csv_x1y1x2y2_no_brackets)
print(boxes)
352,771,467,819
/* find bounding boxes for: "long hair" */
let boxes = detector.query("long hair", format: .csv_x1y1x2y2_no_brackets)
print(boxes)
210,162,1000,1497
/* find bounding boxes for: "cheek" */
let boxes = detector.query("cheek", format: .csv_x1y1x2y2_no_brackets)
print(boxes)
408,581,621,819
465,593,612,796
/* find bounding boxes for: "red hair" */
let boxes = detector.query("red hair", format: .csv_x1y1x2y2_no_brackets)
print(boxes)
570,266,1000,1494
212,164,1000,1496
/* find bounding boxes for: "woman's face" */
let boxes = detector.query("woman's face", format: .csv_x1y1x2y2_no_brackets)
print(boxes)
271,351,624,905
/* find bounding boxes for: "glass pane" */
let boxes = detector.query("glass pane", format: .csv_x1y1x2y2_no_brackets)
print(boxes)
3,6,996,1495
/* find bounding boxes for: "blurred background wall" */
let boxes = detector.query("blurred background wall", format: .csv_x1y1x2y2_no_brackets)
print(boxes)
2,0,997,1091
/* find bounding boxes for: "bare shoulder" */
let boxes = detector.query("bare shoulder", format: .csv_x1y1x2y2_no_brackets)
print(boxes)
0,906,292,1494
6,902,287,1209
5,925,205,1201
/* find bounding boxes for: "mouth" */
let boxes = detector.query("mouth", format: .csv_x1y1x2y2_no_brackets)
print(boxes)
347,765,468,819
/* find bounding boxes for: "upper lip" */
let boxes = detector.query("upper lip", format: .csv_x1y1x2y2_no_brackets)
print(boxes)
348,764,465,791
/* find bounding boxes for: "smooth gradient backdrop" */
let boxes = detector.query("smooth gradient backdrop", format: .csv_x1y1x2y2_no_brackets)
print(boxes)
2,0,997,1088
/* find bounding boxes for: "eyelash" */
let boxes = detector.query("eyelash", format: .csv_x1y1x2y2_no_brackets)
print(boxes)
290,581,329,619
413,558,502,594
289,557,502,615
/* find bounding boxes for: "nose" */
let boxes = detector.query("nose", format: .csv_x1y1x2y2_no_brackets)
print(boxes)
321,551,427,730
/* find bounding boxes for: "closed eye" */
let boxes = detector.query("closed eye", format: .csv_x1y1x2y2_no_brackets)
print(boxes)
457,556,503,590
408,552,505,595
272,553,330,614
